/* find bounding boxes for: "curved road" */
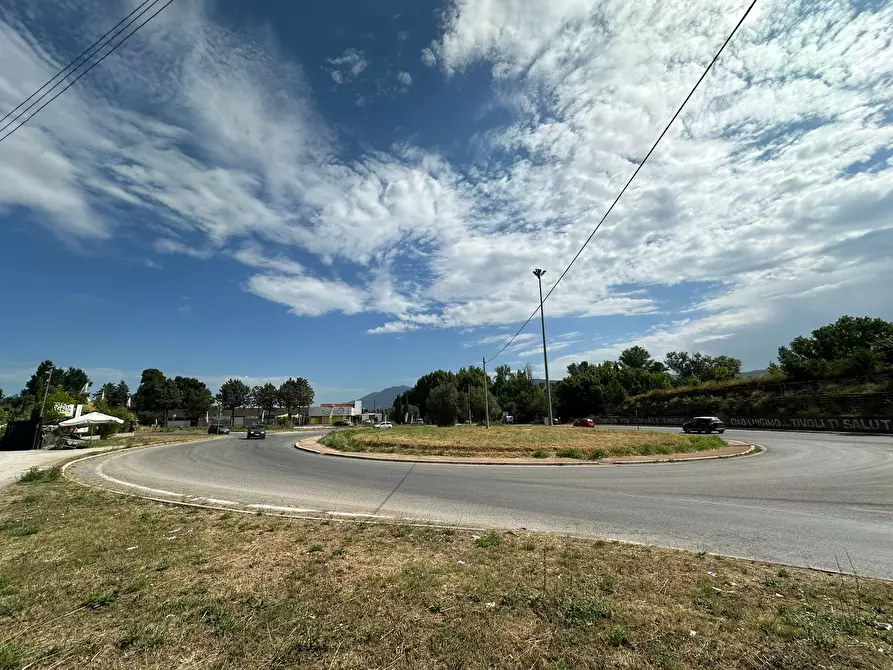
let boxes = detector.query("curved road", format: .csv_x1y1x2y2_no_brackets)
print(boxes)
68,428,893,578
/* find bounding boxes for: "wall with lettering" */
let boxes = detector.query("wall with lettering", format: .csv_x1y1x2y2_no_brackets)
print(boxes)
600,415,893,433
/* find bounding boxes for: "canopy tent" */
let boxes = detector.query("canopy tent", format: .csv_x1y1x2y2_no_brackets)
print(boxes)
59,412,124,442
59,412,124,427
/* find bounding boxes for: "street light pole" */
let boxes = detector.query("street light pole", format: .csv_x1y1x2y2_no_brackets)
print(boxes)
32,366,54,449
482,357,490,429
533,269,554,426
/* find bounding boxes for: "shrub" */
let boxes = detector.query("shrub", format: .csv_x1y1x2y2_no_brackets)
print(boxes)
588,448,607,460
556,448,585,460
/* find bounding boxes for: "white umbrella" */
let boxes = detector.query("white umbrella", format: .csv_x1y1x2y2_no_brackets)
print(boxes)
59,412,124,426
59,412,125,442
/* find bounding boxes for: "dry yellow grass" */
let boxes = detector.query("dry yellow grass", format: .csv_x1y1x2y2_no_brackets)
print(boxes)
0,478,890,669
323,425,725,459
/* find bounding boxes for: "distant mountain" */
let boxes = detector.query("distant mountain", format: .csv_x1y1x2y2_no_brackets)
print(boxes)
359,385,411,410
739,369,768,378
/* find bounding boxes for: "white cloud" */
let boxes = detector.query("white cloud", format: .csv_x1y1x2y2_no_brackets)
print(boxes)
397,71,412,87
398,31,409,42
231,244,304,275
2,0,893,367
247,274,367,317
153,238,215,259
421,46,437,67
326,48,367,84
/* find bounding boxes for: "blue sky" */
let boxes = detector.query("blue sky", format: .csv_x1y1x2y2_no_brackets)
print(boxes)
1,0,893,402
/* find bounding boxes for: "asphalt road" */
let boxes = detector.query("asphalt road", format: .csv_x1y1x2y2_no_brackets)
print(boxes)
68,428,893,578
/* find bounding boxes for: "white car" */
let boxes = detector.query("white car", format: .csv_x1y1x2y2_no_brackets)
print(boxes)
374,421,393,429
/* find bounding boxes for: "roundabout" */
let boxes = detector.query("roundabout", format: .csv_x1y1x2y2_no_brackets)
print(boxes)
66,427,893,578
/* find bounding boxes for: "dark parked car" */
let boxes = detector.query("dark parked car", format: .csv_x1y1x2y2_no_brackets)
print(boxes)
246,424,266,439
682,416,725,434
333,420,351,427
573,418,595,427
208,424,230,435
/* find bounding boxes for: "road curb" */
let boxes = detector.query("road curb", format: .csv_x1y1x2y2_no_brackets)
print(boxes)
295,437,761,466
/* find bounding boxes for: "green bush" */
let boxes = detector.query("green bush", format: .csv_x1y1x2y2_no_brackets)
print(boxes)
99,422,121,439
556,448,586,460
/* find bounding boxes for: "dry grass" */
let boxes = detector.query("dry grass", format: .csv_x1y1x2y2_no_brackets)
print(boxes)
322,425,726,459
1,479,890,669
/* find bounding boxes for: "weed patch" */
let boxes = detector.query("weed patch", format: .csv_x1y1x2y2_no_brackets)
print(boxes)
556,447,586,459
18,466,61,484
474,532,501,548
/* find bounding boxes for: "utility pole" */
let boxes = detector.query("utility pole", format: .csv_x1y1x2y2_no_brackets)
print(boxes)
533,269,554,426
482,357,490,429
32,365,54,449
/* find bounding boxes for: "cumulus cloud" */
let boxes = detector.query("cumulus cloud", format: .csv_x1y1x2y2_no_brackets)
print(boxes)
326,48,367,83
397,71,412,87
2,0,893,368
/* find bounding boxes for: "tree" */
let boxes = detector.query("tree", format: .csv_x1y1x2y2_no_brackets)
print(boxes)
618,346,664,372
95,380,130,407
278,377,314,422
777,315,893,379
174,377,213,418
23,360,56,397
41,388,78,423
427,382,459,427
112,380,131,407
407,370,455,418
554,364,606,418
469,385,500,423
158,379,182,427
59,367,90,397
217,379,251,426
94,383,115,403
133,368,167,418
252,383,279,422
664,351,741,382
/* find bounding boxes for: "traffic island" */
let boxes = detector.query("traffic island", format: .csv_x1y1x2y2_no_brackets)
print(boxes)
298,425,756,465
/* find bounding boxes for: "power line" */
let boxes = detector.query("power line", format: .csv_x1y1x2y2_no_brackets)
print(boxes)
486,0,758,364
0,0,160,133
0,0,176,145
486,305,541,364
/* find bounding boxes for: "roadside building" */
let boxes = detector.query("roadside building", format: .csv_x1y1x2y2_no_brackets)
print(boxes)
166,406,310,427
308,401,363,425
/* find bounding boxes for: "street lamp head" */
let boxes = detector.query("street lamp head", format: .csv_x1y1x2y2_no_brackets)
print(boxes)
533,268,546,277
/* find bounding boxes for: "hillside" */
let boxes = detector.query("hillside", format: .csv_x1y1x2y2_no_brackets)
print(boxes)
359,385,410,411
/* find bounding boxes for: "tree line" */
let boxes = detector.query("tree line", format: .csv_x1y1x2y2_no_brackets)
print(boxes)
0,361,314,430
390,315,892,425
133,371,314,426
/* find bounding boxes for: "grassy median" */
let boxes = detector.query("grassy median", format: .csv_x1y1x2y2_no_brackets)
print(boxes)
1,476,890,669
321,425,726,459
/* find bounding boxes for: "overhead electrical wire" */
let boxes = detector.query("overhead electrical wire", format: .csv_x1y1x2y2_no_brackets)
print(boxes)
485,0,759,364
0,0,160,131
0,0,176,145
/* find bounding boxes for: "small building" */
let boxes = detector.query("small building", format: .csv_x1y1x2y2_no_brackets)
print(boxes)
308,401,363,425
167,406,310,428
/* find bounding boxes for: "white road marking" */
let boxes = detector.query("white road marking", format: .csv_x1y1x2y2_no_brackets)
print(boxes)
327,511,394,519
188,497,241,507
247,504,319,514
98,464,185,498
